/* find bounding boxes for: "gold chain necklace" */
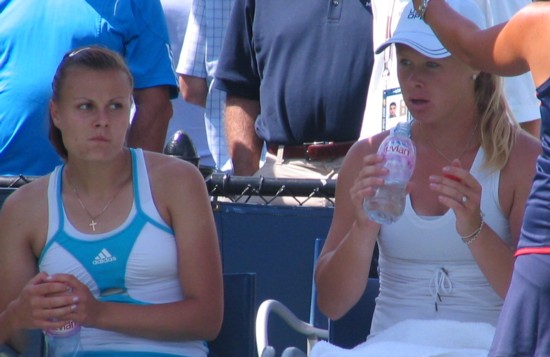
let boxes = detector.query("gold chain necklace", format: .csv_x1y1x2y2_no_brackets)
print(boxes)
421,122,479,164
68,176,126,232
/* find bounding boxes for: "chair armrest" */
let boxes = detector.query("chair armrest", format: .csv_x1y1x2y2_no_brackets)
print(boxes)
256,299,329,357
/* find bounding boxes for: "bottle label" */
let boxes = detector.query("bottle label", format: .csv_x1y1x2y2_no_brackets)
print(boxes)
380,139,413,157
378,137,416,183
46,320,80,338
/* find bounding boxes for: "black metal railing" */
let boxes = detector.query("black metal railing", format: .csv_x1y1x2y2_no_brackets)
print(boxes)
0,173,336,207
205,173,335,206
0,175,37,188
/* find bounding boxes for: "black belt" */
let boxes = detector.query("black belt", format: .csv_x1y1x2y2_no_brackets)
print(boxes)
267,141,354,161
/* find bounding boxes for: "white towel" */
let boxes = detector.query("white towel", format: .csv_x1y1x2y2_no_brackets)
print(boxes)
310,319,495,357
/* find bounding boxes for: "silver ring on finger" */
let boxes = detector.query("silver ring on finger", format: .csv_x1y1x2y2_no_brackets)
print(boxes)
461,195,468,204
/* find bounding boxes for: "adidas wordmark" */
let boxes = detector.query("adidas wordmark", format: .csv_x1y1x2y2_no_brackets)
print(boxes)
93,248,117,265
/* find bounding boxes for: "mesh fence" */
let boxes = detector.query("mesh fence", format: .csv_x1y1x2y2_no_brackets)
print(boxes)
206,173,335,207
0,175,36,188
0,173,336,207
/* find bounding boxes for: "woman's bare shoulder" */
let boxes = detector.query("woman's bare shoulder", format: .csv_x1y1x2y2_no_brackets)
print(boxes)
346,131,389,160
142,151,206,197
512,129,541,160
509,3,550,85
504,129,541,177
0,176,50,241
1,176,49,214
338,131,390,186
143,151,203,179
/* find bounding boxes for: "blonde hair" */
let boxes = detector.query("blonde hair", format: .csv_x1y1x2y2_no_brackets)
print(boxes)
474,72,518,171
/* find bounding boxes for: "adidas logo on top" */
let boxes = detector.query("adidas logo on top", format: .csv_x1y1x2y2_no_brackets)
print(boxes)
93,248,117,265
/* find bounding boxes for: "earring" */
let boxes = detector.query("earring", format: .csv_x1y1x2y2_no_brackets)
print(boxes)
471,74,478,81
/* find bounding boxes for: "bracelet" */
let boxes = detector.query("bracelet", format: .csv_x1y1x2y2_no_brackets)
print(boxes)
416,0,432,20
460,211,485,246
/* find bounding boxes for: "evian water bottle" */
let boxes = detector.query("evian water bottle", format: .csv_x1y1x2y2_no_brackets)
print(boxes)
45,320,83,357
364,121,416,224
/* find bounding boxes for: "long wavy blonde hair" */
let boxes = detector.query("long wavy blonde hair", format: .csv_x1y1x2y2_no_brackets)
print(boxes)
474,72,519,172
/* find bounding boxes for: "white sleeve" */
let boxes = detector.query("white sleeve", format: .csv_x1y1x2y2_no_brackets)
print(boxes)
176,0,207,78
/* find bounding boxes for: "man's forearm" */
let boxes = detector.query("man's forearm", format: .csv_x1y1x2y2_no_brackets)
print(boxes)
127,86,173,152
225,95,262,176
178,75,208,108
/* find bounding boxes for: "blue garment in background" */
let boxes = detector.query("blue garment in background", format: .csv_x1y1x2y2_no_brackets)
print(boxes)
0,0,177,176
215,0,375,145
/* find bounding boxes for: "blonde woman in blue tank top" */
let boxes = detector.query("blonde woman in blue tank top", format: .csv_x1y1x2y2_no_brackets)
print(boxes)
0,46,223,356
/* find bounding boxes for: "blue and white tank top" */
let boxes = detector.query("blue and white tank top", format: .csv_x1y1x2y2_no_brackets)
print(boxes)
39,148,208,356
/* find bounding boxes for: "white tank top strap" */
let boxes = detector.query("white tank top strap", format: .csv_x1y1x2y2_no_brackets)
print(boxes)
130,148,169,229
46,165,64,242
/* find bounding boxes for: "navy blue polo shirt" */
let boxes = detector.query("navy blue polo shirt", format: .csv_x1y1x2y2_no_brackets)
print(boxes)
215,0,374,145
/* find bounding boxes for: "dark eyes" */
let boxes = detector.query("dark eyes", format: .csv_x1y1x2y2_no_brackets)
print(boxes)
78,103,92,110
109,103,124,110
398,58,440,69
77,103,124,111
399,58,412,66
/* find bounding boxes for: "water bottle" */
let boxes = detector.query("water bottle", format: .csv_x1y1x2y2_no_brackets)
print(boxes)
363,121,416,224
45,320,83,357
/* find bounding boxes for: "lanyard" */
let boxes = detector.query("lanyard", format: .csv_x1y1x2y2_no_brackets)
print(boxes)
382,0,397,79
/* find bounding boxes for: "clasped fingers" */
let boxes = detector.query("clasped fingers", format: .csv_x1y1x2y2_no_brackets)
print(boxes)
11,279,78,330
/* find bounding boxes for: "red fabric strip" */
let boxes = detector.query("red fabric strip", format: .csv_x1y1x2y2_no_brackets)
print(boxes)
515,247,550,257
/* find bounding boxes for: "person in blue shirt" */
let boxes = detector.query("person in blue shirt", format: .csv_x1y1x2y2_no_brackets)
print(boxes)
215,0,374,206
0,0,178,177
